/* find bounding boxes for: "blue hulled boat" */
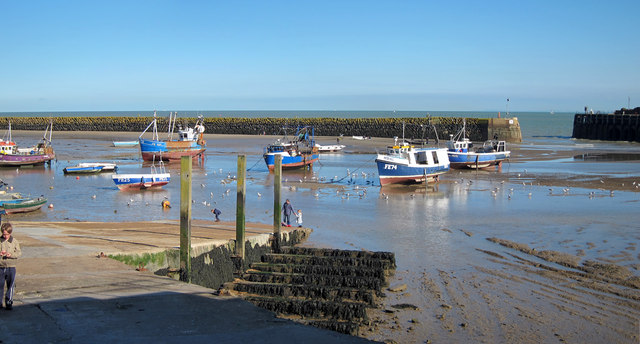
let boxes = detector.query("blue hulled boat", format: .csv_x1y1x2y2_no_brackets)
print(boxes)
263,126,319,171
139,111,206,162
63,162,117,174
376,141,450,186
446,119,510,169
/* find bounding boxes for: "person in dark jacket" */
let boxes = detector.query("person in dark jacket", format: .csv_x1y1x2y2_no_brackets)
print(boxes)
1,222,21,310
211,208,221,222
282,199,294,227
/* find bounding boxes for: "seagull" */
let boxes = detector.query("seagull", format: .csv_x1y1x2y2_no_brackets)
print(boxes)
91,195,96,199
257,192,262,197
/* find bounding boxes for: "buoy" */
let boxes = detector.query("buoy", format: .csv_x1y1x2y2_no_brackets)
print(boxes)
76,176,80,180
162,200,171,209
48,204,54,209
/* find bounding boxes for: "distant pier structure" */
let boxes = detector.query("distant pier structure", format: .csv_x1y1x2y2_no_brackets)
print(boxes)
573,107,640,142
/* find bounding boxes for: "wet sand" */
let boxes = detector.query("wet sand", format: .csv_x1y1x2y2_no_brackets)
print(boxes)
8,130,640,343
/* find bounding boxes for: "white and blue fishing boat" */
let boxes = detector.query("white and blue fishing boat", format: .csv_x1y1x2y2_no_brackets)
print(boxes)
376,140,450,186
446,119,510,169
139,111,206,162
263,126,319,171
63,162,118,174
111,163,170,190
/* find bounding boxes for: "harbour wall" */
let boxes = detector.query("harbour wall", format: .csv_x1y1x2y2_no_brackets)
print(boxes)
0,116,522,142
573,113,640,142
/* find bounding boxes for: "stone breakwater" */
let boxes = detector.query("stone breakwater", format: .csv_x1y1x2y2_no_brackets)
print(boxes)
0,116,522,142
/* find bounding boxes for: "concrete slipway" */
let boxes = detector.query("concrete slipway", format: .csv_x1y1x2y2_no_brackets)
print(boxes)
0,220,373,343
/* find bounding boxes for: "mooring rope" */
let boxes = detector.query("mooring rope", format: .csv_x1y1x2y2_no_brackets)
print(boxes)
246,155,264,171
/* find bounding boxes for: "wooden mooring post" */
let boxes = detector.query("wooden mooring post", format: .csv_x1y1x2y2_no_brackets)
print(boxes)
272,155,282,253
236,155,246,260
180,156,192,282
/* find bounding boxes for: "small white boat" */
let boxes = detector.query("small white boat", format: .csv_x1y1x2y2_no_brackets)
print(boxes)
112,141,138,147
314,143,346,152
111,163,170,190
64,162,118,174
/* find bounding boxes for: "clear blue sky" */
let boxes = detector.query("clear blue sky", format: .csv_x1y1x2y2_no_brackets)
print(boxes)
1,1,638,113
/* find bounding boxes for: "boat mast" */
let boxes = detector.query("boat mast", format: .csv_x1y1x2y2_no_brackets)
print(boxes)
48,119,53,143
168,112,176,141
462,118,467,140
153,111,159,141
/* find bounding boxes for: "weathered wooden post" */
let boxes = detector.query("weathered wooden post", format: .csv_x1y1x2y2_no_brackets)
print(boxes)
236,155,246,260
180,156,192,282
272,155,282,253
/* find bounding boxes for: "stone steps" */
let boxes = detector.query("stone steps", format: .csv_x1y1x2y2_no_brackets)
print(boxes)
226,247,395,336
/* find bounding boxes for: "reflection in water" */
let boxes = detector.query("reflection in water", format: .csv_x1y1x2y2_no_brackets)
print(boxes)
573,152,640,161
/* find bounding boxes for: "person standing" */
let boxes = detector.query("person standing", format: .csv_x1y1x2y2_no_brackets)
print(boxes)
295,209,303,227
1,222,21,310
282,199,294,227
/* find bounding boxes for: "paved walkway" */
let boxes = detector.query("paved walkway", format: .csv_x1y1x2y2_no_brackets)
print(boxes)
0,220,373,343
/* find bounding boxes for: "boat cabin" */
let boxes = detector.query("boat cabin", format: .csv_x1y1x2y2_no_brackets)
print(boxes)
0,141,16,155
446,138,473,153
386,145,445,166
476,140,507,153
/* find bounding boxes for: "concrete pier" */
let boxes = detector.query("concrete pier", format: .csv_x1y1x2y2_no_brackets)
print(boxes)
573,113,640,142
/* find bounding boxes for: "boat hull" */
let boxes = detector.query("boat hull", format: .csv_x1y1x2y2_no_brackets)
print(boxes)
264,152,319,171
376,159,449,186
112,173,171,190
139,139,205,161
0,153,55,166
112,141,139,147
315,144,345,152
447,152,510,169
0,197,47,214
